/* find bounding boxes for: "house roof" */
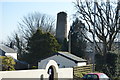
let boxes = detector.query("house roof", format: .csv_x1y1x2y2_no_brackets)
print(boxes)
57,51,87,62
0,44,16,53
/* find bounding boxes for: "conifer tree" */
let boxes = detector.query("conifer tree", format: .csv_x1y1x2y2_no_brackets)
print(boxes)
26,29,60,66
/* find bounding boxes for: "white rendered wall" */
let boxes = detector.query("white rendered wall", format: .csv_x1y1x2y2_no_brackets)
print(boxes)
77,62,87,66
38,55,77,68
0,60,73,80
0,69,49,80
0,68,73,80
58,68,73,78
5,53,17,60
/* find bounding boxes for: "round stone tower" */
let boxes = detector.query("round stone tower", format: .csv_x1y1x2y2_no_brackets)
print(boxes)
56,12,67,43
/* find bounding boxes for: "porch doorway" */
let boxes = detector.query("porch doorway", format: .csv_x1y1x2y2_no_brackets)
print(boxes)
48,65,58,80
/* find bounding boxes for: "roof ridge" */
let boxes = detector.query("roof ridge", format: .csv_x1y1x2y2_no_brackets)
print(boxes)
58,51,87,62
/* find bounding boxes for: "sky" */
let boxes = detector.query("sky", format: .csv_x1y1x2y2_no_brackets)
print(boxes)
0,0,119,43
0,0,76,43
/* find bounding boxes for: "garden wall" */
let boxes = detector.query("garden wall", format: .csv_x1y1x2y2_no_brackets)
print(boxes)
0,60,73,80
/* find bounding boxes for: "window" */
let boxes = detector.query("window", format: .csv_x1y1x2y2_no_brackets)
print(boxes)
83,74,99,79
100,74,109,78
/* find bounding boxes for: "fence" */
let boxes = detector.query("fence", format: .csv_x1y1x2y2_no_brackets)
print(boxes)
73,64,93,78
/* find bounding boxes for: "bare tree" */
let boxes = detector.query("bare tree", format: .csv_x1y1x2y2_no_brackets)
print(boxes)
74,0,120,55
7,12,56,60
18,12,55,40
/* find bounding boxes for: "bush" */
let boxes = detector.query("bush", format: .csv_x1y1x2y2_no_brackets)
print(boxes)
0,56,16,71
32,66,37,69
112,77,120,80
76,72,87,78
95,52,118,77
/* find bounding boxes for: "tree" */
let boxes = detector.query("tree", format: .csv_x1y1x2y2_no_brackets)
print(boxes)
0,56,16,71
60,38,68,51
62,38,68,51
116,53,120,77
25,29,60,66
74,0,120,76
70,18,87,58
7,12,56,61
18,12,55,40
95,52,118,77
7,33,26,61
74,0,120,55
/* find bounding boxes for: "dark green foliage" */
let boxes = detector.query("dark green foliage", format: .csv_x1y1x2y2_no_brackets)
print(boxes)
95,54,105,72
112,77,120,80
71,32,86,58
116,54,120,77
25,29,60,66
7,12,55,63
106,52,118,76
56,38,68,52
61,38,68,51
95,52,118,77
70,18,86,58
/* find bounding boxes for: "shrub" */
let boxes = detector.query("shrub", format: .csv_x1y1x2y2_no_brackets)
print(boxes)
76,72,87,78
0,56,16,71
112,77,120,80
32,66,37,69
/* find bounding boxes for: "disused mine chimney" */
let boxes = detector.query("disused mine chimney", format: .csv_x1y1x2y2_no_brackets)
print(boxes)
56,12,67,43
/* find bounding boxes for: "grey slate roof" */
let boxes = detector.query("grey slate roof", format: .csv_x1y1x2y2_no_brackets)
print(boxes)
58,51,87,62
0,44,16,53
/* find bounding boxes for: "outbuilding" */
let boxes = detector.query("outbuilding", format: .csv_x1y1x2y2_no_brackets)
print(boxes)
38,51,87,68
